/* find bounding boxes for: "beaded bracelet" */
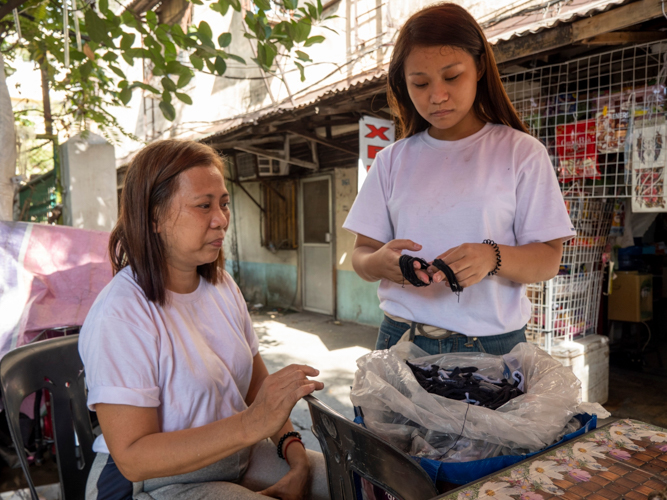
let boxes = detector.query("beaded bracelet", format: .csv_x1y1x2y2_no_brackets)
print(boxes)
283,437,305,465
482,239,502,276
277,431,302,460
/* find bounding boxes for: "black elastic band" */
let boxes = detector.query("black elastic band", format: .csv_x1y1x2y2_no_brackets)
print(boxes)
398,255,463,299
398,255,430,287
432,259,463,294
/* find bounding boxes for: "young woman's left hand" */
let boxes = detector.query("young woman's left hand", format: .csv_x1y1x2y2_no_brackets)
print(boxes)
259,452,310,500
428,243,496,289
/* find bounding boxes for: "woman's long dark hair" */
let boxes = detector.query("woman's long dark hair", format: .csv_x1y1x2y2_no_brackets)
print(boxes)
387,2,528,139
109,139,225,306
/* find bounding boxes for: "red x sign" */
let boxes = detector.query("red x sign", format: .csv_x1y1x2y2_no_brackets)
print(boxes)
365,125,390,141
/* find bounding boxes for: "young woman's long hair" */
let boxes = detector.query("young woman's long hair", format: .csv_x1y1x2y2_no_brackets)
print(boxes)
109,140,225,306
387,2,528,139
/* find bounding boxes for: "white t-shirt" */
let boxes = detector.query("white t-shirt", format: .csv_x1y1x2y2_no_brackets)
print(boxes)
343,123,576,336
79,267,259,453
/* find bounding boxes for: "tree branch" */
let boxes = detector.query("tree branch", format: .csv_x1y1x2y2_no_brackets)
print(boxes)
0,0,28,23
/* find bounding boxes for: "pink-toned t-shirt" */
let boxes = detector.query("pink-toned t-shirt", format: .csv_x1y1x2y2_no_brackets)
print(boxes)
79,267,259,454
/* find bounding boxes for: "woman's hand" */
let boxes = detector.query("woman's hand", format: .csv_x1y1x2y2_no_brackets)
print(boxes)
243,365,324,442
429,243,496,289
352,234,430,285
260,446,311,500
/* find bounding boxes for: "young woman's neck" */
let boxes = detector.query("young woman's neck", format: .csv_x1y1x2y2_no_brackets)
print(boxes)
428,111,486,141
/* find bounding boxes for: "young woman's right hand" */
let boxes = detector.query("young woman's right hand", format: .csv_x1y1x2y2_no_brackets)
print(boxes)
353,234,430,285
243,364,323,441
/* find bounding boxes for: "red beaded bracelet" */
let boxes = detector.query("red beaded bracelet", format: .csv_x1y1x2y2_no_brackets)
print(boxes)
282,437,305,466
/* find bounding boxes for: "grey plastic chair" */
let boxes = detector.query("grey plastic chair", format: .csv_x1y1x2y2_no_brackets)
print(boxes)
0,334,94,500
305,395,438,500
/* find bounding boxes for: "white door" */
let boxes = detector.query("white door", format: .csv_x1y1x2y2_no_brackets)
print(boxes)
300,176,334,315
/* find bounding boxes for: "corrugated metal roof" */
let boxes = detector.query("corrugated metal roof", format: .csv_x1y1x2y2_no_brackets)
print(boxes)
484,0,630,44
201,70,387,142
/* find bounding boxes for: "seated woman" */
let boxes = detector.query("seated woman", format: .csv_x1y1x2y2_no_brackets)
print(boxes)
80,139,328,500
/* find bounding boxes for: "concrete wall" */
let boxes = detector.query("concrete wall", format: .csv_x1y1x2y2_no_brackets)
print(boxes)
224,180,300,309
334,167,383,326
60,133,118,231
224,167,384,326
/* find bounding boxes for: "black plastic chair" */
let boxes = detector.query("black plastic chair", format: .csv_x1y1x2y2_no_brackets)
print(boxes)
305,395,438,500
0,334,95,500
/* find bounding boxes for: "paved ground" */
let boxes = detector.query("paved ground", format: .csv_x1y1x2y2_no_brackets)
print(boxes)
251,310,378,451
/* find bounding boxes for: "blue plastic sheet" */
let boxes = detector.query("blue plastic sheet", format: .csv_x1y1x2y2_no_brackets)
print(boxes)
354,411,597,485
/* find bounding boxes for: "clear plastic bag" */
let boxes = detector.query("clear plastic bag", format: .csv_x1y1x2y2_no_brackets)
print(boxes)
350,342,582,462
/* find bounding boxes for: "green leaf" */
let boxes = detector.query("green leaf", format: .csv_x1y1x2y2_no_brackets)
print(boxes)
198,21,213,40
121,10,136,26
109,65,126,78
120,33,136,50
161,76,177,91
84,10,114,47
205,58,216,73
152,66,165,76
162,90,171,103
295,61,305,81
227,53,246,64
218,32,232,48
171,24,185,38
190,0,204,5
177,71,193,88
190,54,204,70
119,87,132,104
260,42,277,68
159,100,176,121
102,51,118,62
118,80,129,88
304,35,324,47
99,0,109,14
284,0,298,8
176,93,193,104
80,61,93,78
146,11,158,28
210,0,230,15
254,0,270,10
164,41,178,61
134,82,160,94
214,56,226,75
295,50,311,61
166,61,187,75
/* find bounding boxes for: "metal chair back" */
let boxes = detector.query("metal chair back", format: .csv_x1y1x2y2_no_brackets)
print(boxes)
0,335,94,500
305,395,438,500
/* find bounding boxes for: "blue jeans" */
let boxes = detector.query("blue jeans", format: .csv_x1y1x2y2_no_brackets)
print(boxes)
376,315,527,355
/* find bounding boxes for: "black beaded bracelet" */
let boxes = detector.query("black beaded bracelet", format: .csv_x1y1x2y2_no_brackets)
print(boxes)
482,239,502,276
277,431,302,460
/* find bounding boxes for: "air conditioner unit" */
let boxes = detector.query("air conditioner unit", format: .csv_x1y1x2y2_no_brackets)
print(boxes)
258,155,289,177
235,152,258,181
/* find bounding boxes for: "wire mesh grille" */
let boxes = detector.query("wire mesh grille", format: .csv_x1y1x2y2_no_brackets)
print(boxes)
501,42,667,348
525,200,613,349
502,41,667,203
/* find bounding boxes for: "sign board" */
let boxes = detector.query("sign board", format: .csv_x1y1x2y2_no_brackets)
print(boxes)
358,115,395,192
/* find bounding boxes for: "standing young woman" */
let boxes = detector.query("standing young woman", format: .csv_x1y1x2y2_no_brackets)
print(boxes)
343,3,575,355
80,140,328,500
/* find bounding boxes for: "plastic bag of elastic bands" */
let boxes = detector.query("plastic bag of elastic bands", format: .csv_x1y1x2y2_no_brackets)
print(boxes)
350,342,595,463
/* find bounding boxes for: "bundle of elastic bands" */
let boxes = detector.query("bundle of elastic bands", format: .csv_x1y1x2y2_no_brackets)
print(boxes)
406,362,525,410
398,255,463,296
